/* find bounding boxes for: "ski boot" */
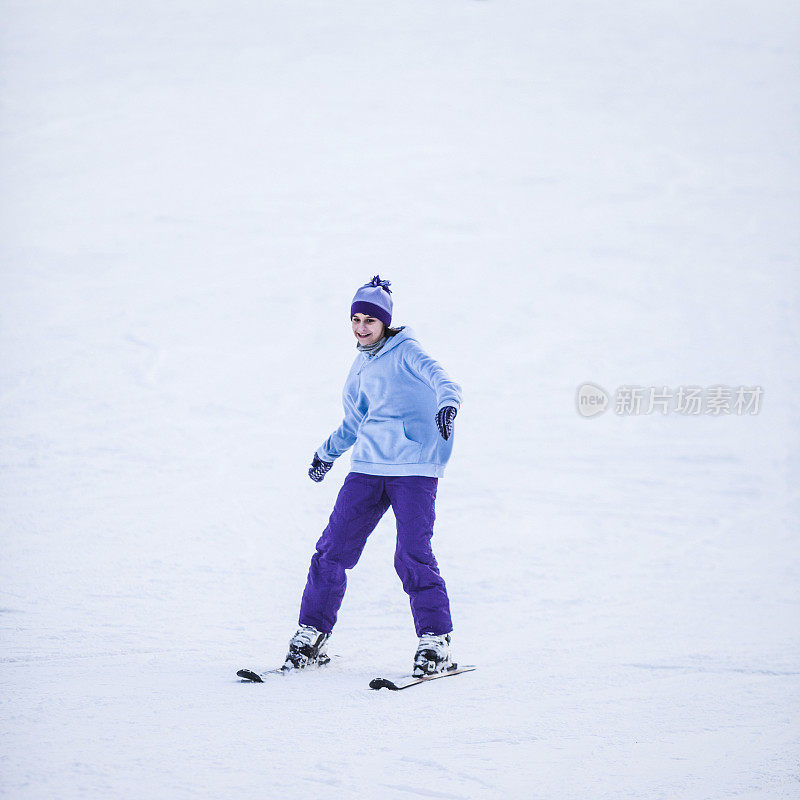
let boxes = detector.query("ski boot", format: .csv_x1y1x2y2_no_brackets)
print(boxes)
283,624,331,670
413,632,451,677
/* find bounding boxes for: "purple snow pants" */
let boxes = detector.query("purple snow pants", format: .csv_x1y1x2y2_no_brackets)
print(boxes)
299,472,452,637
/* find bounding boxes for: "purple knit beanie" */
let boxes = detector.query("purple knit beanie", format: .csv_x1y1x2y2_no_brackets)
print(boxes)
350,275,393,327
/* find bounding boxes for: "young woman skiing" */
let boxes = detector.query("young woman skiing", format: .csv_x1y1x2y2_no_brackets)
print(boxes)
284,275,462,676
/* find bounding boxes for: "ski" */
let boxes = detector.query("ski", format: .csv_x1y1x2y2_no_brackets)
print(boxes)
236,667,287,682
369,663,476,691
238,662,475,688
237,657,333,682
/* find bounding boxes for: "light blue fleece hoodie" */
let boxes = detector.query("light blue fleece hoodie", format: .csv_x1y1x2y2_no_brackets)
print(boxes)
316,327,462,478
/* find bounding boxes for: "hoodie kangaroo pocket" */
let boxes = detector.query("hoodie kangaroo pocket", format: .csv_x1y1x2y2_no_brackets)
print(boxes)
354,419,422,464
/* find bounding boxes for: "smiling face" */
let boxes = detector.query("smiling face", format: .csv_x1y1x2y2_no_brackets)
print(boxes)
352,313,385,345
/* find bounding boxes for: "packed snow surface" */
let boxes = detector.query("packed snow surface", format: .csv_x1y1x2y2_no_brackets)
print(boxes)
1,1,799,798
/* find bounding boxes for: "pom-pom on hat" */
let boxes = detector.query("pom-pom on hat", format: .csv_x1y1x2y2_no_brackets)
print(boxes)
350,275,393,328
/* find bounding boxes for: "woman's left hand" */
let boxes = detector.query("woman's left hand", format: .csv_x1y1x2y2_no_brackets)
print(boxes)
436,406,458,441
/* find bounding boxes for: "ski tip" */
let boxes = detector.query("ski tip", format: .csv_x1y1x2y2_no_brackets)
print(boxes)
237,668,264,683
369,677,398,691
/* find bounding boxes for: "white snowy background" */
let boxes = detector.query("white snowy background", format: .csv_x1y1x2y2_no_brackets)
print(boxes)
2,1,799,798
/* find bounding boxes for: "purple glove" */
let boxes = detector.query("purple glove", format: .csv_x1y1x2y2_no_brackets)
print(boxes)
308,454,333,483
436,406,458,441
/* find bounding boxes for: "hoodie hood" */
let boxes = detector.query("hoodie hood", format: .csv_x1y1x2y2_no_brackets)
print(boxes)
359,326,415,361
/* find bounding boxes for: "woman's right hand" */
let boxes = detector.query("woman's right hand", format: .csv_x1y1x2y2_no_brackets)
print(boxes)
308,454,334,483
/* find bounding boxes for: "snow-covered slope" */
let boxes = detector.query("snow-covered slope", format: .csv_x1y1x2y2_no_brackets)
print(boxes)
2,1,798,798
